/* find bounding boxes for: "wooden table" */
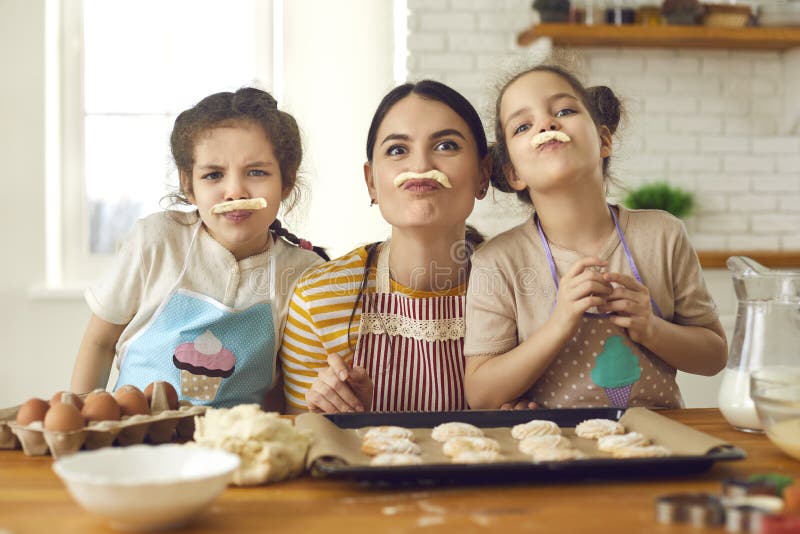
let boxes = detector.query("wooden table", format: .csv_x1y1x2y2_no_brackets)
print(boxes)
1,409,799,533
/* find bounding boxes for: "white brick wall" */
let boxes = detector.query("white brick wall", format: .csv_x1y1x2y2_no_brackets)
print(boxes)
407,0,800,250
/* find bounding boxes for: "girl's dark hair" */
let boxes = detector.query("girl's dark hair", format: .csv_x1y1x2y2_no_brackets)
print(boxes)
167,87,327,259
348,80,489,345
490,64,623,205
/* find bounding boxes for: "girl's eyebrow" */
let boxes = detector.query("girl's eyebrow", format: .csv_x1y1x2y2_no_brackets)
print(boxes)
505,93,580,125
245,161,275,167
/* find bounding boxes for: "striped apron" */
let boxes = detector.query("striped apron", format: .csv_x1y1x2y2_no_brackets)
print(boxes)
352,241,468,412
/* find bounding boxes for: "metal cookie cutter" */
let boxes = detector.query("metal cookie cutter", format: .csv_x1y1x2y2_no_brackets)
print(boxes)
721,495,784,533
655,493,725,527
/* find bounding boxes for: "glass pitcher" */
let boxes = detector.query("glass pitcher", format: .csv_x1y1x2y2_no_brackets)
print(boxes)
718,256,800,432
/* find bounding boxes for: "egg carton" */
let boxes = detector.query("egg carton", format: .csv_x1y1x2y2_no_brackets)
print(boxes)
0,385,206,458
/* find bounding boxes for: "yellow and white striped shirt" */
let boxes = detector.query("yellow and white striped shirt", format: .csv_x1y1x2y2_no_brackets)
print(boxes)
279,245,463,411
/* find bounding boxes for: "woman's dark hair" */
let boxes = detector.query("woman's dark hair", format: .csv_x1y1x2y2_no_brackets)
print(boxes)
490,64,623,205
167,87,327,259
348,80,489,345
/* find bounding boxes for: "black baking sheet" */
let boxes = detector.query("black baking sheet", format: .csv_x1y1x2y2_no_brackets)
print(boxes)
309,408,746,484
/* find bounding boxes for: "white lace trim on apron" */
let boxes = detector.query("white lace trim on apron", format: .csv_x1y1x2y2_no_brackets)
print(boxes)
358,313,465,341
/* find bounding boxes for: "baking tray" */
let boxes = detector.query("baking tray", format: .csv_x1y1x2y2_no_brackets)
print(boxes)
307,408,746,484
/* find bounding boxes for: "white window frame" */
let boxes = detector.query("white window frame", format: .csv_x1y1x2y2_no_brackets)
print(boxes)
43,0,276,292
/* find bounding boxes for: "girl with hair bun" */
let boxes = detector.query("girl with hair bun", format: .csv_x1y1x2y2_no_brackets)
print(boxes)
464,64,727,410
71,87,327,408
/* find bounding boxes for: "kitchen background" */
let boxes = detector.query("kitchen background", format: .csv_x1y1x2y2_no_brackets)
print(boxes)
1,0,798,408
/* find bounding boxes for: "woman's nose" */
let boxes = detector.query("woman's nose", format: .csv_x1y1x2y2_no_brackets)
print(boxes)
409,150,434,172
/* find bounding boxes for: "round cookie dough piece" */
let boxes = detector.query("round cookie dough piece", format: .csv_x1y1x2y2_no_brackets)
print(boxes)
442,436,501,458
511,420,561,440
361,437,421,456
597,432,649,452
363,426,415,442
575,418,625,439
431,422,484,442
518,435,572,455
370,453,424,466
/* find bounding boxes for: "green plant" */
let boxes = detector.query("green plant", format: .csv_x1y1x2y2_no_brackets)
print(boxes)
623,182,695,219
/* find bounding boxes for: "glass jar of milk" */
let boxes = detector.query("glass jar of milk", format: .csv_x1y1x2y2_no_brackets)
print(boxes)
718,257,800,432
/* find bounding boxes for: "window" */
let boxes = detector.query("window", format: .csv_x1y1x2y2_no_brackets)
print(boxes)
51,0,274,286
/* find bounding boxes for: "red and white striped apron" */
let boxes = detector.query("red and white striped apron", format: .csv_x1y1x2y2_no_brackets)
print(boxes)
352,241,468,412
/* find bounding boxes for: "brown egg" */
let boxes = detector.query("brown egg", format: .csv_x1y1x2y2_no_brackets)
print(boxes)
81,390,121,422
144,381,179,410
15,398,50,425
49,390,84,410
43,402,85,432
114,385,150,416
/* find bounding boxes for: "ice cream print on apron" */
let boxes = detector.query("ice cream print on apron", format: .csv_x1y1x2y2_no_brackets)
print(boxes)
352,241,468,412
530,206,683,409
116,222,276,407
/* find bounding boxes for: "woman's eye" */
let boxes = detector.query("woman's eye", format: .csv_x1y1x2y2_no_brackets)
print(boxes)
555,108,576,118
434,140,460,151
387,145,407,156
202,171,223,180
513,123,531,136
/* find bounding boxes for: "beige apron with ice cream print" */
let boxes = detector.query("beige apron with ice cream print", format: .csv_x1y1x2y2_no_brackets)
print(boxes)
352,241,468,412
529,206,684,409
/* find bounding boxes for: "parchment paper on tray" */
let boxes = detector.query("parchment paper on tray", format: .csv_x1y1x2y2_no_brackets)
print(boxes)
296,407,732,469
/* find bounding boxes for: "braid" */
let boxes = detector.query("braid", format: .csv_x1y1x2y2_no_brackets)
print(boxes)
269,219,330,260
347,242,380,349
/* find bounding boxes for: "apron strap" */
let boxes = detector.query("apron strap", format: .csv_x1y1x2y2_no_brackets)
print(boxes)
375,240,392,294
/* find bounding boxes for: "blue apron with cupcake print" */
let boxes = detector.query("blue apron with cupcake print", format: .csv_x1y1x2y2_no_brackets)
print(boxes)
115,222,276,408
528,205,684,409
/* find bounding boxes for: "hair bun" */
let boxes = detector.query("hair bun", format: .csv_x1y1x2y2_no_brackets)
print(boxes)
586,86,621,134
233,87,278,112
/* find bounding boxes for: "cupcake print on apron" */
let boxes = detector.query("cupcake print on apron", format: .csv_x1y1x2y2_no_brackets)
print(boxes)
530,206,683,409
116,222,276,408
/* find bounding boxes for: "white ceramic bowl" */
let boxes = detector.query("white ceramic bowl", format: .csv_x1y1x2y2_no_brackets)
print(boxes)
750,367,800,461
53,444,240,531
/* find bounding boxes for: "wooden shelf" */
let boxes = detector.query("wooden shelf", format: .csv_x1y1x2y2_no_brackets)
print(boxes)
697,250,800,269
517,24,800,50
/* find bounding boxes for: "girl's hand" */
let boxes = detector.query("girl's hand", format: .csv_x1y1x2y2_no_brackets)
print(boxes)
599,272,656,345
305,354,373,413
550,257,613,336
499,398,539,410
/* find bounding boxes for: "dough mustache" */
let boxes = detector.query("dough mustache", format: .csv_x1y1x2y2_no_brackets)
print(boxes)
531,130,571,148
210,198,268,214
393,170,452,189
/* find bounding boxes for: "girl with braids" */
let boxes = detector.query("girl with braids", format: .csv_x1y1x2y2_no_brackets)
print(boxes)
280,80,524,414
71,88,327,408
464,64,727,410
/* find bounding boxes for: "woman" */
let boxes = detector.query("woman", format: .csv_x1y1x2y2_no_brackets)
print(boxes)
279,80,524,413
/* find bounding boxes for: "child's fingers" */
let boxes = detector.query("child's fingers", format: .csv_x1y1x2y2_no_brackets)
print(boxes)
318,367,363,411
565,257,607,280
574,295,607,313
327,353,351,382
305,388,339,413
603,271,645,291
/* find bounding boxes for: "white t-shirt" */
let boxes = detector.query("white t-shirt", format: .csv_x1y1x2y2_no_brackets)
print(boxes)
85,211,324,370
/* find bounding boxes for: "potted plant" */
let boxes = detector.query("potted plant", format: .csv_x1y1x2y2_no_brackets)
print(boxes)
623,182,695,219
532,0,571,23
661,0,704,25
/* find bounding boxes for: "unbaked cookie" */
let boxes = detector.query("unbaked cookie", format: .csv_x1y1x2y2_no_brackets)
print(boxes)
370,453,424,466
442,436,500,458
361,437,421,456
575,419,625,439
597,432,649,452
430,422,484,442
450,450,504,464
530,448,587,462
363,426,415,442
518,435,572,455
611,445,671,459
511,419,561,440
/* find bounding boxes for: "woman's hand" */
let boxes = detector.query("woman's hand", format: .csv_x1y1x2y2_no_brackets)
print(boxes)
305,354,373,413
550,257,612,336
599,272,656,345
499,398,539,410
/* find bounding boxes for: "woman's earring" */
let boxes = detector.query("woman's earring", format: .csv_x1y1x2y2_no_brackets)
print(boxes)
477,187,488,198
370,198,377,207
